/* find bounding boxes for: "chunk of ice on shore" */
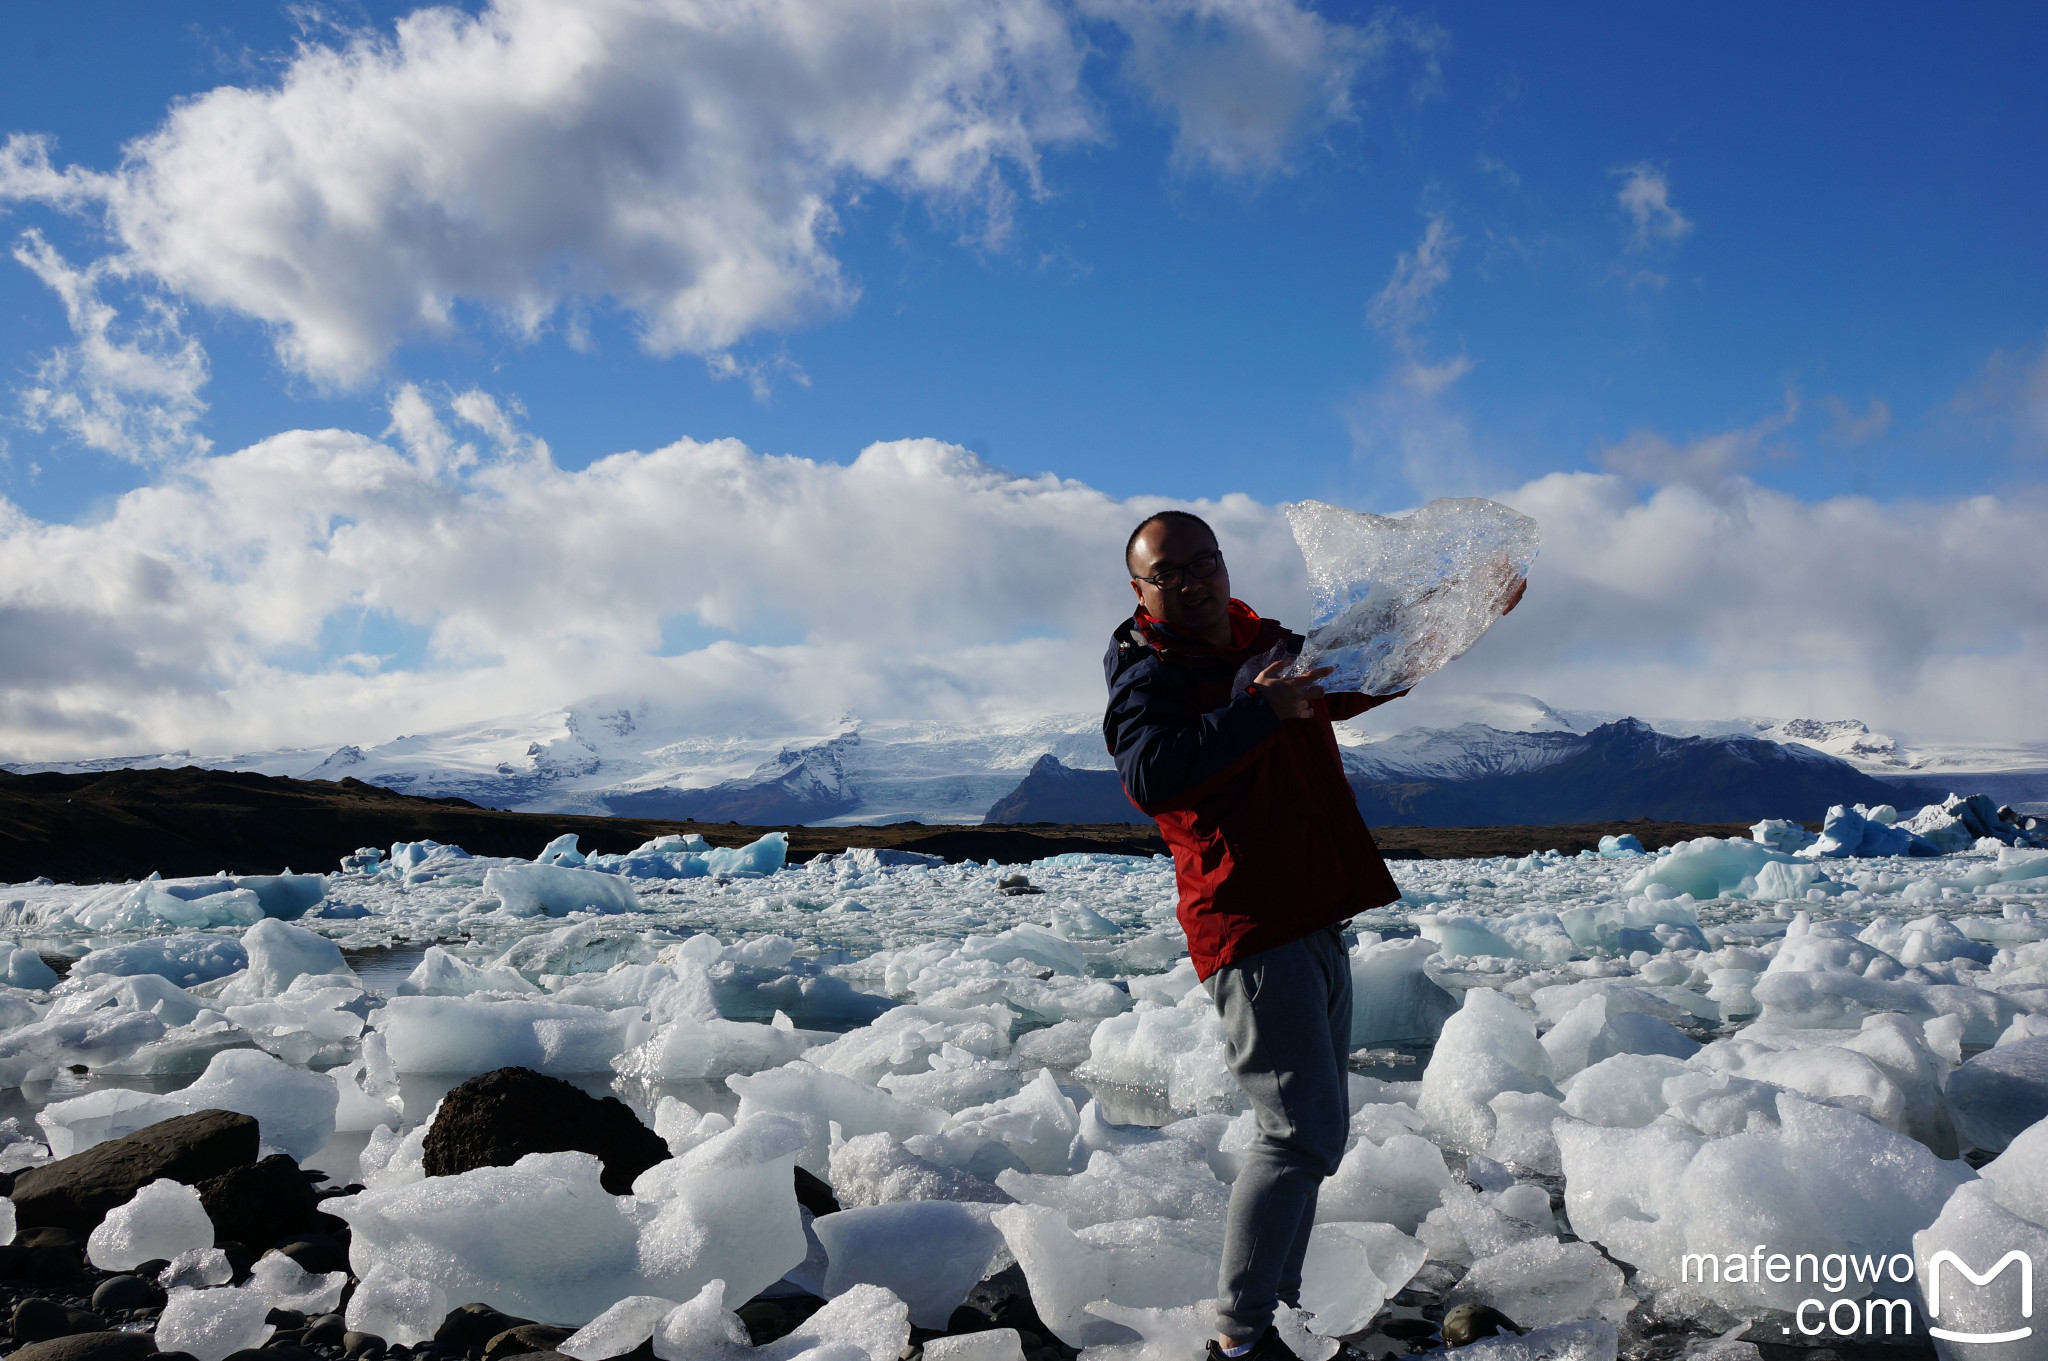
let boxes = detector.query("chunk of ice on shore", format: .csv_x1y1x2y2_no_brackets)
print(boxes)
633,1115,809,1309
1418,988,1557,1153
814,1201,1005,1328
563,1294,682,1361
377,996,649,1076
156,1285,275,1361
1946,1036,2048,1154
755,1283,908,1361
345,1263,449,1347
990,1204,1222,1348
1912,1181,2048,1358
999,1143,1227,1227
331,1150,641,1324
1284,497,1539,696
1297,1221,1426,1336
729,1061,946,1173
1316,1132,1453,1232
652,1280,751,1361
1448,1237,1627,1328
247,1250,348,1315
86,1177,214,1270
177,1048,339,1161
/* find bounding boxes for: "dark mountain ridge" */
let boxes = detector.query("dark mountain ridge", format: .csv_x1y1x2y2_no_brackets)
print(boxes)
984,719,1941,827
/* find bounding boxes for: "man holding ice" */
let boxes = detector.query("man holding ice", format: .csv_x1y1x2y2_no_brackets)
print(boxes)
1103,504,1531,1360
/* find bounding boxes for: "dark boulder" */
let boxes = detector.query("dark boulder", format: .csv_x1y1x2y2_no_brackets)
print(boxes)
272,1233,349,1275
9,1110,259,1232
197,1155,319,1249
10,1299,107,1342
1444,1304,1525,1347
302,1315,347,1348
482,1325,576,1360
421,1069,668,1196
1,1332,156,1361
434,1304,537,1353
90,1275,165,1314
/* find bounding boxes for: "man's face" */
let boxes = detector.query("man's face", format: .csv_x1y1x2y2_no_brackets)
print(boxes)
1128,520,1233,645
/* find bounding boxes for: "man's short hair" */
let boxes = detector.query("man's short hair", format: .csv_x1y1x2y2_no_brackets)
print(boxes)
1125,510,1217,574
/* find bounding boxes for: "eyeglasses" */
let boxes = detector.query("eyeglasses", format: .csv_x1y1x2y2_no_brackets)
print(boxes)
1133,551,1223,590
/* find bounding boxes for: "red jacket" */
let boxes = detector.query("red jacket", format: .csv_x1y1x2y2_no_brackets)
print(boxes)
1102,600,1402,979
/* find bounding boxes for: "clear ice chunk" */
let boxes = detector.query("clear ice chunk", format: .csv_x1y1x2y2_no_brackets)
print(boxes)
1284,497,1539,696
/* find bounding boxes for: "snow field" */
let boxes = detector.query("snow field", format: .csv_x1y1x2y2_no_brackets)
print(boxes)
0,811,2043,1356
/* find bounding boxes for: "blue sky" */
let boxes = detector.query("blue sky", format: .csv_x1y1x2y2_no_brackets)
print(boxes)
1,1,2044,756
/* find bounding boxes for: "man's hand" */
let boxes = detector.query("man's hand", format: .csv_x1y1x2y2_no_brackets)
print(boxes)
1254,661,1332,720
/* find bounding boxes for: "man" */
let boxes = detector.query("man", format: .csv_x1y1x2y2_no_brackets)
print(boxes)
1101,509,1413,1361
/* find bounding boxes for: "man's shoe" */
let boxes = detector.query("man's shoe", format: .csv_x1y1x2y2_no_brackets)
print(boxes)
1206,1327,1300,1361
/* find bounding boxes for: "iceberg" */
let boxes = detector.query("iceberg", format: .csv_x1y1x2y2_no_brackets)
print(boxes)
1284,497,1539,695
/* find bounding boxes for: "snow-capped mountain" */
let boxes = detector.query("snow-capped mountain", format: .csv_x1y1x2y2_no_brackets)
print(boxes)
5,690,2040,825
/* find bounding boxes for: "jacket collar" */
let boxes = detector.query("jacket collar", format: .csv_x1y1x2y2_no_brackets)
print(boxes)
1130,598,1278,661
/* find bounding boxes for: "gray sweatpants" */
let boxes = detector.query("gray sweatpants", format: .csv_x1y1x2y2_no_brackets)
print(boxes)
1204,925,1353,1342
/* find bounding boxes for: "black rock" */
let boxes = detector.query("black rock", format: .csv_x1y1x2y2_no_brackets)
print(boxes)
0,1169,14,1196
272,1235,349,1276
481,1325,574,1360
198,1156,321,1250
1443,1304,1524,1347
793,1166,840,1219
1,1332,156,1361
267,1309,309,1330
341,1331,386,1359
945,1304,998,1335
90,1274,165,1314
8,1110,260,1233
11,1298,108,1342
736,1297,825,1347
420,1069,668,1196
434,1305,536,1353
12,1228,84,1252
133,1259,171,1278
962,1264,1053,1339
155,1353,201,1361
0,1242,85,1283
303,1314,347,1347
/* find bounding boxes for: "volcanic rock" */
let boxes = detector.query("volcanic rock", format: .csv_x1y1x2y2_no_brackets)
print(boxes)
197,1154,319,1249
421,1068,667,1195
9,1110,259,1232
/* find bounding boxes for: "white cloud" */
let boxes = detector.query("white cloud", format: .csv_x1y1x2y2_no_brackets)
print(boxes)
1,0,1098,387
1819,395,1892,446
1367,213,1457,348
1079,0,1443,175
1952,332,2048,460
0,0,1417,394
10,231,211,463
1614,162,1693,249
1351,214,1485,495
1597,394,1796,494
1445,471,2048,744
2,400,2040,760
